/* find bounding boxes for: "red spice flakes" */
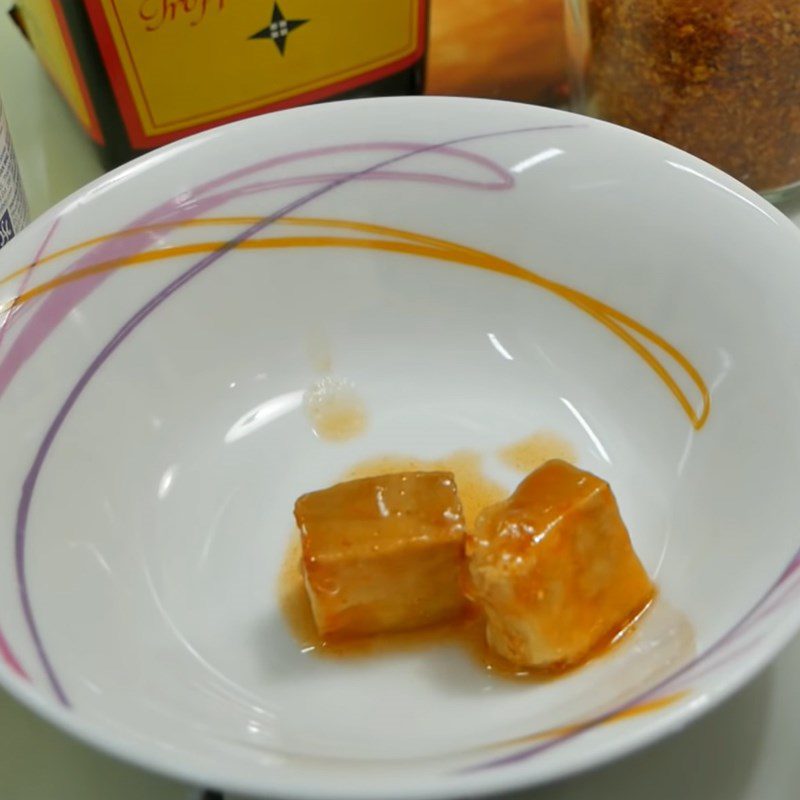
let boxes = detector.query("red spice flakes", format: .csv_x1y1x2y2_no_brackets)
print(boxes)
578,0,800,193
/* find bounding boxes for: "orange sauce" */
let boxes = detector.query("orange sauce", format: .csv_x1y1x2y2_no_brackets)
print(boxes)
308,403,367,441
493,689,690,750
279,529,652,680
304,377,367,441
305,328,333,374
279,539,480,659
498,431,577,473
280,445,656,681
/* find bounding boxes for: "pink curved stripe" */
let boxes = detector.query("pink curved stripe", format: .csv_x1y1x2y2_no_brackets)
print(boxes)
0,626,27,679
0,219,61,354
188,141,514,196
785,552,800,579
0,141,515,399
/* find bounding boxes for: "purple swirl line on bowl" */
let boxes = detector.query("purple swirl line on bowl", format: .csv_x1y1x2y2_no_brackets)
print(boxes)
781,550,800,582
10,125,580,705
664,567,800,693
0,219,62,681
0,142,506,681
0,140,512,397
468,540,800,773
0,141,507,682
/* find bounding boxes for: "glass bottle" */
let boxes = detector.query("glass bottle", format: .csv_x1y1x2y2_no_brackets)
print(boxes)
0,97,28,249
26,1,430,170
565,0,800,201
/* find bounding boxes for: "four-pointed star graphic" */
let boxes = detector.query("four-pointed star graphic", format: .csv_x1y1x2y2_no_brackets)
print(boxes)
250,2,308,56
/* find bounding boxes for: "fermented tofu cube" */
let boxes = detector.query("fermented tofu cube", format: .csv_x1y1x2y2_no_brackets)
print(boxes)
467,460,654,669
294,471,467,638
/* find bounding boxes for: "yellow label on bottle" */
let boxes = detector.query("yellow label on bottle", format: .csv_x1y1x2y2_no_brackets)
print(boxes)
89,0,424,145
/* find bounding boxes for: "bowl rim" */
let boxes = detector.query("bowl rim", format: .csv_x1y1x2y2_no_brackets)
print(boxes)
1,94,799,800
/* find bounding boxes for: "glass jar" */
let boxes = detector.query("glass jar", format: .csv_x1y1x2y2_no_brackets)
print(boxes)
564,0,800,201
0,97,28,249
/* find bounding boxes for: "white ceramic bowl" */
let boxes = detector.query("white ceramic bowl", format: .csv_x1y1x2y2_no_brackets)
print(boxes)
0,97,799,800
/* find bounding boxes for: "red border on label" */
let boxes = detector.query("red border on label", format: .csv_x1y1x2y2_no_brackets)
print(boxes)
84,1,427,150
51,0,104,144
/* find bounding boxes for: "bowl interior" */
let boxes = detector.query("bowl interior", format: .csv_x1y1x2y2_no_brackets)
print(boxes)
1,99,799,796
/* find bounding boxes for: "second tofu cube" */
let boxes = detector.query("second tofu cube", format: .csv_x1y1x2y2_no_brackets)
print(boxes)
467,460,654,669
294,471,467,638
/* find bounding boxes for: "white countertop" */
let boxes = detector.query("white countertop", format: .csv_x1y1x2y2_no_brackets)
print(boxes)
1,3,799,798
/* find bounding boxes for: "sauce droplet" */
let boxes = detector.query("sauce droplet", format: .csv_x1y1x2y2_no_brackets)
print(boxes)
305,328,333,374
498,431,577,473
304,377,367,441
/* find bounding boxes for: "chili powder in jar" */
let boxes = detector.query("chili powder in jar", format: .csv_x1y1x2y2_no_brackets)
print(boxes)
565,0,800,200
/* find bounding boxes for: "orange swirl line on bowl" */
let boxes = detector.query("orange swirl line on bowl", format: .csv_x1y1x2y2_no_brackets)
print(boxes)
0,217,710,429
